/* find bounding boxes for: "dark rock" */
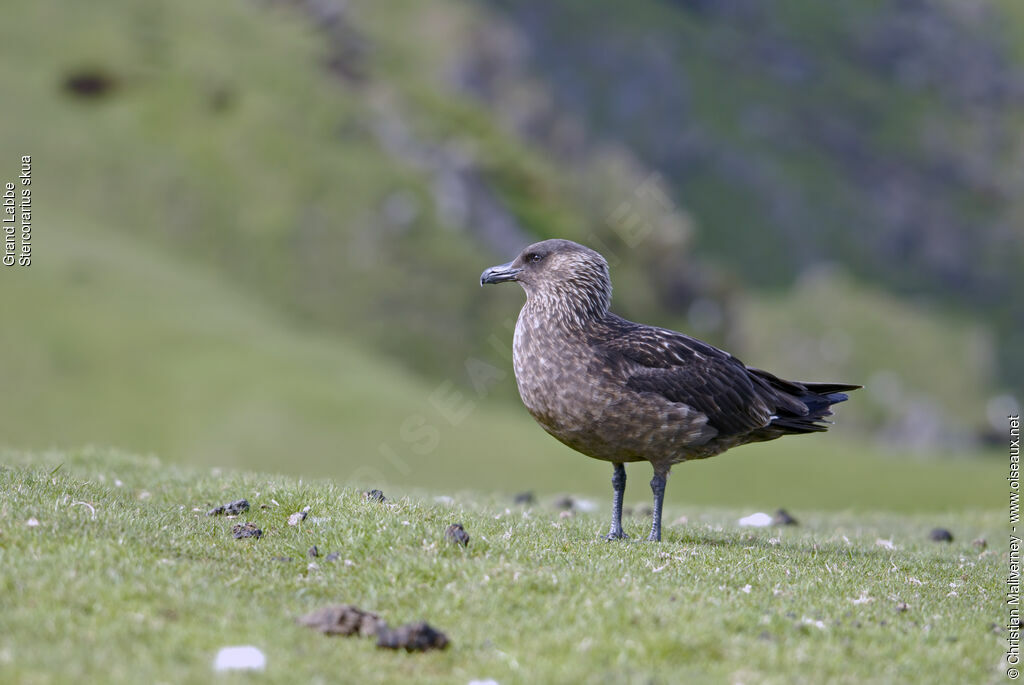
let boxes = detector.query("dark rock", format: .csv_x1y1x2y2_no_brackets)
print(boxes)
63,70,116,99
929,528,954,542
364,489,386,503
445,523,470,546
513,491,536,505
376,621,450,652
231,522,262,539
297,605,383,637
553,496,575,511
207,499,250,516
308,545,319,558
772,508,799,526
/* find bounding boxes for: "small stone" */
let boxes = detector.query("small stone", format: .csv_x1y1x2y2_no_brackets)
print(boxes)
376,621,449,652
308,545,319,558
213,645,266,672
772,508,798,526
208,499,250,516
972,538,987,550
26,517,40,527
364,489,386,503
896,602,910,612
297,605,383,637
288,509,309,526
231,522,262,539
272,556,293,563
738,512,772,528
553,496,574,511
513,491,536,505
445,523,470,546
929,528,954,543
325,552,341,562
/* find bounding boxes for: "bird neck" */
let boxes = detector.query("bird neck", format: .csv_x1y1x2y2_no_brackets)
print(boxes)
523,285,610,333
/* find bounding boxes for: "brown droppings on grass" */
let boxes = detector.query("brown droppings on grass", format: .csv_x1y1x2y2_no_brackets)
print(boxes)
376,622,449,652
772,509,798,526
208,499,249,516
231,522,262,539
298,605,383,637
445,523,470,546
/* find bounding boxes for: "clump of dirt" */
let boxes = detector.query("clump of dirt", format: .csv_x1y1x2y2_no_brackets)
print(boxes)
445,523,470,546
553,496,575,511
376,622,450,652
63,70,117,99
772,509,799,526
208,499,250,516
364,489,386,503
298,605,383,637
929,528,954,542
514,491,535,505
231,522,262,539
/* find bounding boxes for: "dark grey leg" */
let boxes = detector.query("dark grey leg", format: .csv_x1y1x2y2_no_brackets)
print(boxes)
647,466,669,542
603,462,628,540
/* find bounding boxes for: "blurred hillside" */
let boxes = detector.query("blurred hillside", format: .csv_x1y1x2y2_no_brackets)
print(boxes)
0,0,1018,478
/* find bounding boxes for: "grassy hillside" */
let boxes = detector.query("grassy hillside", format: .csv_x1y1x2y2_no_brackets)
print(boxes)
0,0,1012,454
0,450,1007,684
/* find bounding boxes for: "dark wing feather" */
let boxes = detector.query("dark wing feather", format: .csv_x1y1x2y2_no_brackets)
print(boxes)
589,316,788,438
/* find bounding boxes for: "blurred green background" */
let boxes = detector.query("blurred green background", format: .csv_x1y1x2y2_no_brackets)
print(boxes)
1,0,1018,511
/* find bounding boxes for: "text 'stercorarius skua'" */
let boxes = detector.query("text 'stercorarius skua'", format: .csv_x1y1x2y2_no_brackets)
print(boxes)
481,239,859,541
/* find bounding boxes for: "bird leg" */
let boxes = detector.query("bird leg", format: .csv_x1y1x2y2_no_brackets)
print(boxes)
603,462,628,540
647,467,669,542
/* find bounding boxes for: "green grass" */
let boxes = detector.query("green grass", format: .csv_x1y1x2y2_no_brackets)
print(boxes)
0,448,1007,684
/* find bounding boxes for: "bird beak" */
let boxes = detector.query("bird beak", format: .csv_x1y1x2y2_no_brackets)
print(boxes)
480,261,521,286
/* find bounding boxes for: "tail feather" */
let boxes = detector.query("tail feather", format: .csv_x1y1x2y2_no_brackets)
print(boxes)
749,370,861,438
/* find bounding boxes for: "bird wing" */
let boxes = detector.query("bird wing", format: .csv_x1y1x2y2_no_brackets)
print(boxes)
589,316,789,438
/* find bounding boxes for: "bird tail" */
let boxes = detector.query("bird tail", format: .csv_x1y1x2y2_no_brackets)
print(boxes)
749,369,861,436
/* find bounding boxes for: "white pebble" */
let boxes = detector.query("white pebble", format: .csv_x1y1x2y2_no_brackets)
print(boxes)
213,646,266,672
738,512,772,527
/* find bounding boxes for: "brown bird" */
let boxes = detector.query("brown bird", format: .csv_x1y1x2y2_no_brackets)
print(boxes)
480,239,859,541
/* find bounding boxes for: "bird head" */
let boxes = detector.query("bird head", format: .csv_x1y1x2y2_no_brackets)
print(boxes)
480,239,612,318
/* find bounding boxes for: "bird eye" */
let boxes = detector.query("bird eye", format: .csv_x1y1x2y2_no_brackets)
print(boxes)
526,253,543,264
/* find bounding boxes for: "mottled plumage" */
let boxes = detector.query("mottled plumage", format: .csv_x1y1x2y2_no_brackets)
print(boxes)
481,239,859,541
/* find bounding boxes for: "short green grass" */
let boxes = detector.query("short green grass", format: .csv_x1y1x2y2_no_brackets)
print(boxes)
0,448,1007,684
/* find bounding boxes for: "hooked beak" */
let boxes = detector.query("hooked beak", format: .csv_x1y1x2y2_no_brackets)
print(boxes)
480,261,521,286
